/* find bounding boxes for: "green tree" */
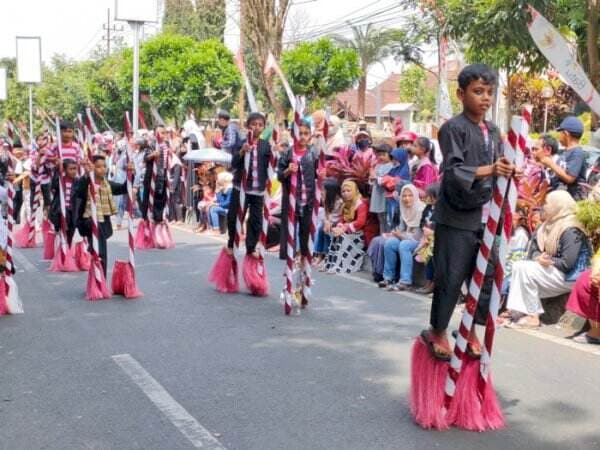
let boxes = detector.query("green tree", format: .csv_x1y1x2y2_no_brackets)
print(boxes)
163,0,226,42
114,33,241,123
281,38,361,108
332,24,405,118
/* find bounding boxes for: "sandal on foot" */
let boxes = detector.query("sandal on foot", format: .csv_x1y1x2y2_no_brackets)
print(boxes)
420,330,451,362
573,334,600,345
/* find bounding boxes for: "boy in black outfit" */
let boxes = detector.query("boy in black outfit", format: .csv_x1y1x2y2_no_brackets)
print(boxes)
423,64,518,360
49,159,78,246
226,112,273,258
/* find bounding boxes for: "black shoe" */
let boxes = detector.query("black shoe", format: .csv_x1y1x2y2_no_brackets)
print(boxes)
378,280,391,288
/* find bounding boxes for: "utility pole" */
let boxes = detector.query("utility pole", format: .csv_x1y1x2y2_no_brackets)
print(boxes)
238,0,246,123
103,8,124,56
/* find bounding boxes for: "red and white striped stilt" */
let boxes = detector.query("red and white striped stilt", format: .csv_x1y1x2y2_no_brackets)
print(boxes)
85,173,110,300
15,180,40,248
444,108,531,431
112,147,143,299
1,156,24,315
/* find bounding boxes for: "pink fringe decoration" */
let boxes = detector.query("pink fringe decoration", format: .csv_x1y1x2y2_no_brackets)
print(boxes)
154,223,175,249
14,221,36,248
74,241,91,271
111,260,143,299
409,337,450,431
42,223,55,261
135,220,155,249
208,248,239,293
445,356,506,431
86,257,111,301
0,276,7,316
48,245,78,272
242,255,269,296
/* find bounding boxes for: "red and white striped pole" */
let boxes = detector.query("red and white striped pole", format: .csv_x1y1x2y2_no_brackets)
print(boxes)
478,106,530,392
5,157,15,276
445,108,530,411
86,172,110,300
28,182,41,246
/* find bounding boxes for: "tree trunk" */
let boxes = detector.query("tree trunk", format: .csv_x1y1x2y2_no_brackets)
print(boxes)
358,75,367,119
587,0,600,127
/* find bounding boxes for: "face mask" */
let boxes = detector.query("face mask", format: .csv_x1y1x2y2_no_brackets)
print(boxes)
357,139,370,150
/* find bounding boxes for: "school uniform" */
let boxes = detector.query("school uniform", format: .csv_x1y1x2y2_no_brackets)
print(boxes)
142,143,169,223
49,173,77,246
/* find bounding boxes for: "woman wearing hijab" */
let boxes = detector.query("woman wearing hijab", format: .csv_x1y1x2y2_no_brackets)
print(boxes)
323,180,368,273
379,184,426,291
383,148,411,229
506,191,592,328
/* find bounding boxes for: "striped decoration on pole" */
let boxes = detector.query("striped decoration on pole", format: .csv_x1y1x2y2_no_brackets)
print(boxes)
235,137,250,256
281,97,305,315
85,172,110,300
49,118,77,272
5,157,15,275
443,108,531,431
111,147,143,299
28,182,41,245
478,107,530,391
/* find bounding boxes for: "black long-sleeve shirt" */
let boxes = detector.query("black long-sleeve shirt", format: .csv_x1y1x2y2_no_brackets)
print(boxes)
433,113,502,231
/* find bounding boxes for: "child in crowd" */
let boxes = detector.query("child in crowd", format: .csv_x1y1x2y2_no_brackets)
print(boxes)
411,137,439,196
196,184,215,232
369,144,394,233
209,172,233,234
414,183,440,295
313,178,342,268
383,147,411,229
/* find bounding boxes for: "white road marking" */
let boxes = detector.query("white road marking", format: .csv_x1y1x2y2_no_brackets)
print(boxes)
175,224,599,358
12,249,38,272
112,354,226,450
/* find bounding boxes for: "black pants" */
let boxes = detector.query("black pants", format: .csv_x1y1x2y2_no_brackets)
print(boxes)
226,190,264,254
13,187,23,224
86,221,109,276
430,223,496,330
41,183,51,210
142,185,167,223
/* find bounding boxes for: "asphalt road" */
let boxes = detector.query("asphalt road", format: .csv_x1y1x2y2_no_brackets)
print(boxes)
1,226,600,450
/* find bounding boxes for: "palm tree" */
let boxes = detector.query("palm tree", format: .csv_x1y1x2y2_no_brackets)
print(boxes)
333,24,399,119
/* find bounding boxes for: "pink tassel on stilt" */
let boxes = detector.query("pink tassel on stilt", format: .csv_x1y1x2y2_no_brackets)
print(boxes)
135,220,155,249
42,222,55,261
74,241,91,271
14,221,36,248
111,260,143,299
445,355,505,431
242,255,269,296
86,256,110,301
409,337,450,431
49,244,78,272
208,248,239,293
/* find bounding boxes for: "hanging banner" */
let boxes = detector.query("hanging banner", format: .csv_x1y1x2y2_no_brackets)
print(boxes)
528,6,600,116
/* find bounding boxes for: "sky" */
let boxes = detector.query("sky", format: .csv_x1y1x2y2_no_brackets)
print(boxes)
0,0,428,88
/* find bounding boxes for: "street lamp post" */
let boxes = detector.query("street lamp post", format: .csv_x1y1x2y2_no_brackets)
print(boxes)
115,0,158,134
542,85,554,133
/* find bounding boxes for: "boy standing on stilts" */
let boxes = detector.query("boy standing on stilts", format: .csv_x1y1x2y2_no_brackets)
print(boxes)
410,64,520,431
209,112,274,295
49,159,78,247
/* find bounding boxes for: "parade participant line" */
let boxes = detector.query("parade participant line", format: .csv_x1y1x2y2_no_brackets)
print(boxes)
112,354,226,450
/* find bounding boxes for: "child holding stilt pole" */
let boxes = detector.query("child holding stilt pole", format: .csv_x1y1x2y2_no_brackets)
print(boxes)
410,64,521,431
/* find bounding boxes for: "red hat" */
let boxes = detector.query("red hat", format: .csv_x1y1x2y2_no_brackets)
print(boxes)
395,131,418,144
